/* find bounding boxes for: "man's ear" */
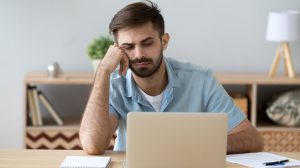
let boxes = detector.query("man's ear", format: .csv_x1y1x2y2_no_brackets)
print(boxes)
162,33,170,50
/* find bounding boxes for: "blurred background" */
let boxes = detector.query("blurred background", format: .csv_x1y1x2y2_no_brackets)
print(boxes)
0,0,300,148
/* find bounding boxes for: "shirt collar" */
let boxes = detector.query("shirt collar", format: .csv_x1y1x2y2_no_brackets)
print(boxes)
125,56,180,98
164,57,180,88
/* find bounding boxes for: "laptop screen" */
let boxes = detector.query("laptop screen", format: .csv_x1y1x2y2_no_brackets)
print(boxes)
126,112,227,168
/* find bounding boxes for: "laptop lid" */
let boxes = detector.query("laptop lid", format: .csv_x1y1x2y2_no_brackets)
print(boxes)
126,112,228,168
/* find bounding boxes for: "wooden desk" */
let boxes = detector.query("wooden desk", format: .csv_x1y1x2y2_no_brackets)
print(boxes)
0,150,299,168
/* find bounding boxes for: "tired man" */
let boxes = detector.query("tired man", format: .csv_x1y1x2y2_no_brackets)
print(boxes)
79,0,264,154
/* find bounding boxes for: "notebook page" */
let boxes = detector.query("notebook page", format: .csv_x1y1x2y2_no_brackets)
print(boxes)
226,152,300,168
60,156,111,168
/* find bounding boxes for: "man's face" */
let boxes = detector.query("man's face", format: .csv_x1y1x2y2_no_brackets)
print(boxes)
117,22,165,78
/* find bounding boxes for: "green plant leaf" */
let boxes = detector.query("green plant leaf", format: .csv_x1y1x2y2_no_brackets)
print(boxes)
87,36,114,60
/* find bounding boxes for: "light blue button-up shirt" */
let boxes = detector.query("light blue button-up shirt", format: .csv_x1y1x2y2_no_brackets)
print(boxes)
109,57,246,151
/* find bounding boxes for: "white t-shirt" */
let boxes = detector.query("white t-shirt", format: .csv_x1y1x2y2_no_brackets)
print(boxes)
138,87,163,112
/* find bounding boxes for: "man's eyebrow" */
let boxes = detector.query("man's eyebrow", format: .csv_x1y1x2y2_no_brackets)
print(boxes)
120,42,132,46
120,37,154,46
141,37,154,43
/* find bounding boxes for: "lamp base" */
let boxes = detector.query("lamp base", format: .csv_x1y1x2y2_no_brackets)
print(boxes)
269,42,296,78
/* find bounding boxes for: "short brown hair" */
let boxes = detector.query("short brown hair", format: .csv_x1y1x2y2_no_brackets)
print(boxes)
109,0,165,40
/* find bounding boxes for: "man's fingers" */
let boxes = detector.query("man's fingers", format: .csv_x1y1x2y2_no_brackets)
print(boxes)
122,57,129,76
119,56,129,76
105,44,128,76
119,61,123,76
115,45,129,76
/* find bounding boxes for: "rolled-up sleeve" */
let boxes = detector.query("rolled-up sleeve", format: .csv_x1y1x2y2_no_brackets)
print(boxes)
204,70,246,131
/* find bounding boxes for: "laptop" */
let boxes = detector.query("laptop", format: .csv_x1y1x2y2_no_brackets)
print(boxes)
126,112,228,168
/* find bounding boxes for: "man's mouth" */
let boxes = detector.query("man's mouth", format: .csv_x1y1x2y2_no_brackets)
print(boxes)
134,62,151,68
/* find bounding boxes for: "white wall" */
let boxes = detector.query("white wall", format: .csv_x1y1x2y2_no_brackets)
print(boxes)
0,0,300,148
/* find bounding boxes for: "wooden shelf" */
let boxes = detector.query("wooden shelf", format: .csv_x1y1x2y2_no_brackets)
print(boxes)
23,72,300,151
23,73,92,150
257,121,300,131
217,72,300,152
26,125,79,131
216,73,300,85
24,72,94,85
26,117,80,130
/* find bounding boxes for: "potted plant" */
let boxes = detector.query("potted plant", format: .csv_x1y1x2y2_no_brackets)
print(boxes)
87,36,114,72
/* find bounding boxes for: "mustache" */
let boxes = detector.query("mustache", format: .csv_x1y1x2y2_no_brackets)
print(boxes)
130,57,153,64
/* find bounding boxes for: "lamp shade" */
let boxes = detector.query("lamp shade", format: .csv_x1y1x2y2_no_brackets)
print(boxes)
266,10,300,42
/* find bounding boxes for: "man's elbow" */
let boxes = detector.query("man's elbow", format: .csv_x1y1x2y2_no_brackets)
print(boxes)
82,144,106,155
254,133,264,152
79,132,106,155
246,130,264,153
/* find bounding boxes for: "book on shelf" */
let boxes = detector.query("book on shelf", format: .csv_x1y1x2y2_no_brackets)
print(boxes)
27,87,38,126
38,91,64,126
27,86,64,126
31,86,43,126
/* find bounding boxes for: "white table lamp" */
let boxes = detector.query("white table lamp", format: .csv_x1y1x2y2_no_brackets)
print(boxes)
266,10,300,78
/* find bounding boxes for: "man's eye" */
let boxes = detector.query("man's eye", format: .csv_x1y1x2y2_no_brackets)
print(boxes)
122,46,133,50
143,42,153,47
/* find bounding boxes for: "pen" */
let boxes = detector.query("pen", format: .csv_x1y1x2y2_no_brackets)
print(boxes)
263,159,289,166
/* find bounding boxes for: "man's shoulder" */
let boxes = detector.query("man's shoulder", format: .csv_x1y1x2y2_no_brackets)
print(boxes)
165,57,212,76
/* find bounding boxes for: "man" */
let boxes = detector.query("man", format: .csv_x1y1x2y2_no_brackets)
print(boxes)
79,0,264,155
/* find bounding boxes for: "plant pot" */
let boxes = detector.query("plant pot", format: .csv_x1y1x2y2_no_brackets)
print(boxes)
92,59,102,72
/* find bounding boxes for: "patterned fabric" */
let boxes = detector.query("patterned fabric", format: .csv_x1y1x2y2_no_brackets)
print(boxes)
261,130,300,152
26,130,116,150
26,130,81,149
266,90,300,126
26,129,300,152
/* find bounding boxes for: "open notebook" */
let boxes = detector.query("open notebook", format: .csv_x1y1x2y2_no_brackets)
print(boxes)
60,156,111,168
226,152,300,168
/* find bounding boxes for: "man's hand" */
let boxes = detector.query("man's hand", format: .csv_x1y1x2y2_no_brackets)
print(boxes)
100,44,129,76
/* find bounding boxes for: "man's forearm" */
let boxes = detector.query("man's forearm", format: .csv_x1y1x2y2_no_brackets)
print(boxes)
227,126,264,154
79,67,113,154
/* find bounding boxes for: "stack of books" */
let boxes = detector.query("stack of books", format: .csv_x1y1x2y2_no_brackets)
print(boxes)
27,86,64,126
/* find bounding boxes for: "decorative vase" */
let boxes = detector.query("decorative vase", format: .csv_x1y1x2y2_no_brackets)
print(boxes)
92,59,101,72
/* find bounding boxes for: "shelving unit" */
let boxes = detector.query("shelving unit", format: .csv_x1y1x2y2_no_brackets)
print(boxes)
216,73,300,152
24,72,300,151
24,73,93,150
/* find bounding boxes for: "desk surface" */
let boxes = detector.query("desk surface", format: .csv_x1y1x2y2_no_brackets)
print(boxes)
0,150,299,168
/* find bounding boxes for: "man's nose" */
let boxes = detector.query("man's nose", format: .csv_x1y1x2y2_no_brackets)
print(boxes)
134,46,145,58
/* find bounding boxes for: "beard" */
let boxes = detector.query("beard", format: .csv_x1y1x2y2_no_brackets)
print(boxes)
129,50,163,78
